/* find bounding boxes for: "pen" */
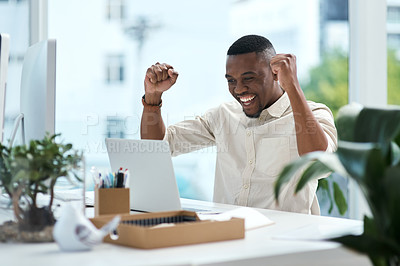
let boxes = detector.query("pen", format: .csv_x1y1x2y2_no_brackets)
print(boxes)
99,173,104,188
123,169,129,188
90,166,101,189
105,173,111,188
112,172,117,188
94,169,128,189
116,169,125,188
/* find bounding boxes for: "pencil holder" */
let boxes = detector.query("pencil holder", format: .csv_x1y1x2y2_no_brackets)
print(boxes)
95,188,130,216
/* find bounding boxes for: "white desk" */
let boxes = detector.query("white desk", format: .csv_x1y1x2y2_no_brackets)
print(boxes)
0,198,371,266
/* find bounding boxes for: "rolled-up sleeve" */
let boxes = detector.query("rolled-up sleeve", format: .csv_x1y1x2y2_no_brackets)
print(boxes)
164,111,216,157
312,104,338,153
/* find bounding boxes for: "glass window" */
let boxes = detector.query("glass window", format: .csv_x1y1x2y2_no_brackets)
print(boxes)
0,0,29,143
105,54,125,84
387,2,400,106
388,5,400,24
106,116,125,138
48,0,349,215
106,0,125,21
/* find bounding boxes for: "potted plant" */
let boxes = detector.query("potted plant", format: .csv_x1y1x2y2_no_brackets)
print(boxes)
0,133,82,242
274,103,400,266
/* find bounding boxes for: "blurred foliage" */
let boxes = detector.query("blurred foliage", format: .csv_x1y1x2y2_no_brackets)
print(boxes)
298,48,400,218
275,104,400,265
301,48,400,117
301,49,349,118
388,49,400,105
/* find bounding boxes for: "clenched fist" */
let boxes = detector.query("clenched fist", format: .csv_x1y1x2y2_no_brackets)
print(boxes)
144,62,179,105
270,54,299,93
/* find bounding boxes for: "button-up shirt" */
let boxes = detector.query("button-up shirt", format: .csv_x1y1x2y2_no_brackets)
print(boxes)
164,93,337,214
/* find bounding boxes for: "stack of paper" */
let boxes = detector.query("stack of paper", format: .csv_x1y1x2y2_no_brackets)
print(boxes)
197,207,274,230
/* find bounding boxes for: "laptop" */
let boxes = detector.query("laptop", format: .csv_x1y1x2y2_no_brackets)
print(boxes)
105,138,212,213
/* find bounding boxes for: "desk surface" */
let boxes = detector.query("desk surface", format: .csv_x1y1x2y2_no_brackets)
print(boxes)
0,198,371,266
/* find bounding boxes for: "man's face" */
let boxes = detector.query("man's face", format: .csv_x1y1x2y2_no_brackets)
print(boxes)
225,52,279,118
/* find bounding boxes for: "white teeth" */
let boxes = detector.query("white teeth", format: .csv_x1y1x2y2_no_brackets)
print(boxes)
239,95,255,103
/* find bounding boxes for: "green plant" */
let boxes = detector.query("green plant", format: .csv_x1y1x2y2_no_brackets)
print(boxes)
316,175,347,216
274,103,400,266
301,49,348,117
0,133,82,231
301,48,400,117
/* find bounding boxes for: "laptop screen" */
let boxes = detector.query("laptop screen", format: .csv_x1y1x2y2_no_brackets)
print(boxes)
105,138,182,212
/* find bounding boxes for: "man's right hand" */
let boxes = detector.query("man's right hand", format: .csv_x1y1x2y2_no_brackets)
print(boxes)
144,62,179,105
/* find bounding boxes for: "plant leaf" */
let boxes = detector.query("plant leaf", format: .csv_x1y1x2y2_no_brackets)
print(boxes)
333,181,347,215
331,233,400,264
318,178,334,213
394,131,400,152
275,151,348,201
335,103,363,141
382,166,400,243
276,152,332,200
390,141,400,166
295,160,331,193
337,141,384,186
355,107,400,158
337,141,386,220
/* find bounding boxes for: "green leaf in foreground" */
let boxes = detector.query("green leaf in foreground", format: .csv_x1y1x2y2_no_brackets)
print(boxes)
318,178,334,213
275,151,347,202
333,181,347,215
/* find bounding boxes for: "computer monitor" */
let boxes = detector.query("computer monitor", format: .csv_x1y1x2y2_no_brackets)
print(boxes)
0,33,10,143
9,39,56,146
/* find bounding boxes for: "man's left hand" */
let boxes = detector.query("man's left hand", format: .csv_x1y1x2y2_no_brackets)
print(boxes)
270,54,300,92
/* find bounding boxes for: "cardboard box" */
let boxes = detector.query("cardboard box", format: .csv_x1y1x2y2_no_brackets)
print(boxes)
95,188,130,216
90,210,245,249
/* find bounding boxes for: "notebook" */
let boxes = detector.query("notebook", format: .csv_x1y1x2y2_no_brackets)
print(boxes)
105,138,211,213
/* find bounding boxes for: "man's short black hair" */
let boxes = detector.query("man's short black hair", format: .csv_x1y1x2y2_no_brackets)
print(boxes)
227,35,276,58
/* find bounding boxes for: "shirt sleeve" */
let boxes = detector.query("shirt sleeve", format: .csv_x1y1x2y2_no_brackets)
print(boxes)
311,104,338,153
164,109,216,157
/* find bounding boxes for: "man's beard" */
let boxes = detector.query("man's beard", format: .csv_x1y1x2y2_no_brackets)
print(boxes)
242,102,267,118
243,108,262,118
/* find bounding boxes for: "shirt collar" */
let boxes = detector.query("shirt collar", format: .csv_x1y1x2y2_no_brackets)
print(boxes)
261,92,290,118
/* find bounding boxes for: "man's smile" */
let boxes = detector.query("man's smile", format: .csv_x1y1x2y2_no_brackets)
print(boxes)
239,94,256,106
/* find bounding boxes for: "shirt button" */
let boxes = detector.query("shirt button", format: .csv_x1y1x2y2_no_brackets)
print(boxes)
243,184,249,189
246,130,251,136
249,160,253,164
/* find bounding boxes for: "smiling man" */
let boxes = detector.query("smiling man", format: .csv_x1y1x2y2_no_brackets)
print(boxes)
140,35,337,214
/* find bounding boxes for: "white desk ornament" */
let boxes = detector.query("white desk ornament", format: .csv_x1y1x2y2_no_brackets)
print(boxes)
53,203,120,251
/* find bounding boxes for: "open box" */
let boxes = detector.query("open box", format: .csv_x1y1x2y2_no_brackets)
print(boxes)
90,210,245,249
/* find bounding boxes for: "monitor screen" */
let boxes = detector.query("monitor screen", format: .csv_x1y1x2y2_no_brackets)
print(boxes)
19,39,56,144
0,33,10,143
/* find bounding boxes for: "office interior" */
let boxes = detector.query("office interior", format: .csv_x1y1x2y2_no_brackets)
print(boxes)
0,0,398,265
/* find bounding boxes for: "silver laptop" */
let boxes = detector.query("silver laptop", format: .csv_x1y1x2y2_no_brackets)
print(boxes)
105,138,182,212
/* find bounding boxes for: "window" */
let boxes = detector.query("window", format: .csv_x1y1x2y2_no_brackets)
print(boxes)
106,0,125,21
0,0,29,143
106,116,125,138
387,3,400,106
105,54,125,84
48,0,349,214
388,6,400,24
388,33,400,49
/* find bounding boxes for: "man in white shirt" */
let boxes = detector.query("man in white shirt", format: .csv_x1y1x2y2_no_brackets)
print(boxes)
140,35,337,214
